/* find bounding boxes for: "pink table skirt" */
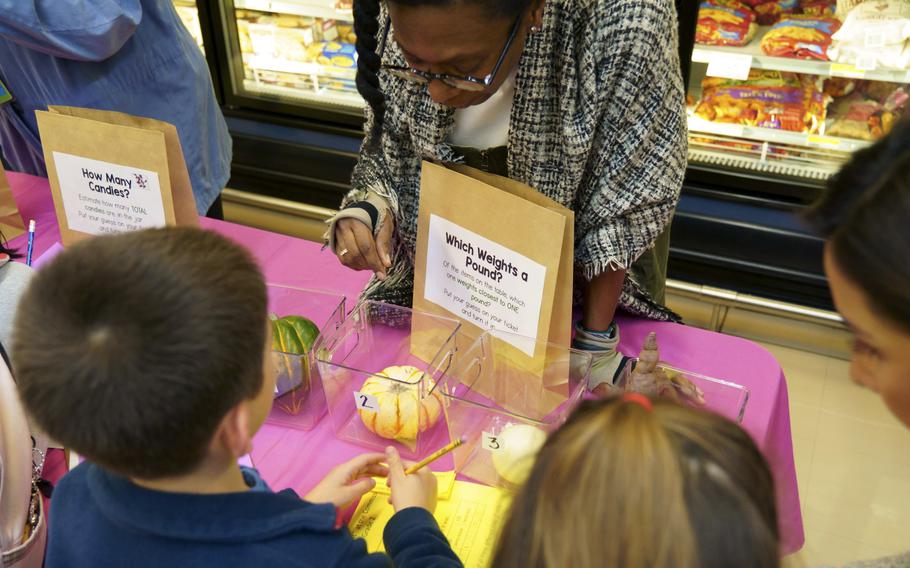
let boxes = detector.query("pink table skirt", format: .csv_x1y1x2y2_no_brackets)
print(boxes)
8,172,803,554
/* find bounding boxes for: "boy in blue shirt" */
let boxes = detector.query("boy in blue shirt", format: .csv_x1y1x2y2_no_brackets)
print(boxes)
11,228,461,567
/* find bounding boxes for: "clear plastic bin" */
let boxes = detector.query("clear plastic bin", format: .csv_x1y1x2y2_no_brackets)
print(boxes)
436,330,592,489
265,284,346,432
318,301,461,459
620,361,751,423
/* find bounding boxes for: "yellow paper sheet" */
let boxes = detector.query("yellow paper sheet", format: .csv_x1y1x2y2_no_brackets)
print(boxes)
349,475,512,568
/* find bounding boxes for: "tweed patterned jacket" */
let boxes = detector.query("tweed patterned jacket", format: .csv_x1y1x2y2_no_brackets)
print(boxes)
344,0,687,320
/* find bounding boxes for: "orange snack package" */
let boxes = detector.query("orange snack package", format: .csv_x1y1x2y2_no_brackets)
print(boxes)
760,15,842,60
697,0,759,46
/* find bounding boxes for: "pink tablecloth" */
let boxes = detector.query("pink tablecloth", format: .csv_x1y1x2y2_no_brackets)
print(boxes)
8,172,803,554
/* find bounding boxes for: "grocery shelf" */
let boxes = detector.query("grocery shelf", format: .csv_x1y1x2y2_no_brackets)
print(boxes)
693,26,910,84
235,0,353,21
688,124,854,180
242,80,363,108
688,115,870,153
246,54,356,79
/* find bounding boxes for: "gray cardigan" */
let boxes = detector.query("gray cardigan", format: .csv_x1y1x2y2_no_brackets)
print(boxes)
345,0,687,320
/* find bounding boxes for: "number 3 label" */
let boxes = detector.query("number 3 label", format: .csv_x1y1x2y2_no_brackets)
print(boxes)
354,391,379,412
482,432,502,452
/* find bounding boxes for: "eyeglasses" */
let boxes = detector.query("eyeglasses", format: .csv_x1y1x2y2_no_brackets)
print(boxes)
377,14,522,92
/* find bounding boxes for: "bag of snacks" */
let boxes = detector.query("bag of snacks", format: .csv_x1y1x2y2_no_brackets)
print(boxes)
827,82,908,139
696,0,759,46
695,71,828,132
828,40,910,68
832,0,910,45
761,15,842,59
752,0,800,24
801,0,837,16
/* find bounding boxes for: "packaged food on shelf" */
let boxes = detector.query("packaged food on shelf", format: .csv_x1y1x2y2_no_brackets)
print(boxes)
695,70,828,133
832,0,910,45
748,0,800,25
827,81,909,139
800,0,837,17
321,41,357,68
828,40,910,69
696,0,759,46
761,15,842,59
829,0,910,69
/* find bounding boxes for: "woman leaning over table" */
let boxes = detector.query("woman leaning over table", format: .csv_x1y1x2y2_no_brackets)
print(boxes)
326,0,687,392
805,120,910,568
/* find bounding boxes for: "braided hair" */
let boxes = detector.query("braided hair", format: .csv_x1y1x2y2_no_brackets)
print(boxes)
352,0,533,148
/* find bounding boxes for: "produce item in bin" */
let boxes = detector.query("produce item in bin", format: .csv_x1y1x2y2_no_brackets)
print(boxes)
696,0,759,46
358,366,444,440
760,15,842,59
271,314,320,409
695,70,828,132
490,423,547,486
623,333,707,405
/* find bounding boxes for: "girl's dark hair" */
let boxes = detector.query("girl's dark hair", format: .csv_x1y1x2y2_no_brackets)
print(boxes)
352,0,532,147
805,119,910,333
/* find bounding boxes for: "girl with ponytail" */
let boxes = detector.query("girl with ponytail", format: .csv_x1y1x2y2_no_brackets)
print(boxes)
328,0,688,393
493,396,781,568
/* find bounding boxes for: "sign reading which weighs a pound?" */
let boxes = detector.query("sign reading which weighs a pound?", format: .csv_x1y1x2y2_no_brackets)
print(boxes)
52,152,167,236
424,214,546,355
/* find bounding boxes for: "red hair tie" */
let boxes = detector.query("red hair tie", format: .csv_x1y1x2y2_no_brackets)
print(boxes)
622,392,653,412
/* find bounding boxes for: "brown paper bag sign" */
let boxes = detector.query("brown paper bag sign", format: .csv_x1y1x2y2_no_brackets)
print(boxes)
36,106,198,245
412,162,575,416
0,162,25,241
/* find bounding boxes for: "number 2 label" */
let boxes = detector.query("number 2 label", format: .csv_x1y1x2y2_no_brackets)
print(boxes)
482,432,502,452
354,391,379,412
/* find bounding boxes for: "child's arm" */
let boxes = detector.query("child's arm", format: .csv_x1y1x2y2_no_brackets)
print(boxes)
305,453,389,508
382,447,463,567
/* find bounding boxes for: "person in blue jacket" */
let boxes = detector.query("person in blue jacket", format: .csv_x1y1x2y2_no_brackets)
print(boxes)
0,1,231,217
11,227,462,567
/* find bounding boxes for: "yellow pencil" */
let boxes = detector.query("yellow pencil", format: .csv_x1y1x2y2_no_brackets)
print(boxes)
404,436,466,475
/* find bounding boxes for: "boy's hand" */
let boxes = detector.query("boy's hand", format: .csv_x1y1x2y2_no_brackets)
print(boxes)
305,453,388,508
385,446,438,514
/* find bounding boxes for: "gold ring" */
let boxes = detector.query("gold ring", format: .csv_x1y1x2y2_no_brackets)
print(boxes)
339,248,349,257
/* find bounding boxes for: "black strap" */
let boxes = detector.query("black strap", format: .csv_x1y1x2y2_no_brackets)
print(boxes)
345,201,379,231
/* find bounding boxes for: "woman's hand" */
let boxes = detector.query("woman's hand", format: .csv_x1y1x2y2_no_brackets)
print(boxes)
304,453,389,508
334,217,394,280
385,446,438,514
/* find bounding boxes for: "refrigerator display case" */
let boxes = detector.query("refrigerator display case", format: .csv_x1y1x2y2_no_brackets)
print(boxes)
672,2,910,308
687,12,905,187
183,2,845,309
215,0,363,121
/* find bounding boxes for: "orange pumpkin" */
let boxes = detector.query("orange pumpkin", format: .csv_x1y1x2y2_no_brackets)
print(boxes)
358,365,444,440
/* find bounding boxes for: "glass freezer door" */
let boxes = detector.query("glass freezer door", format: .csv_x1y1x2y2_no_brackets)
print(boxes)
688,3,910,187
218,0,363,116
173,0,206,53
